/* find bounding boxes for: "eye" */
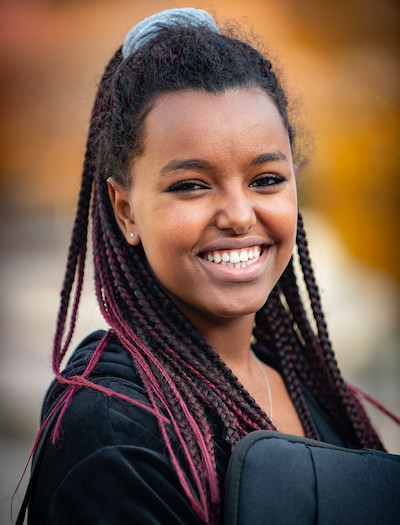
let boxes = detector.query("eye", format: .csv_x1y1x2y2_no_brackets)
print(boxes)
250,174,285,188
167,180,210,192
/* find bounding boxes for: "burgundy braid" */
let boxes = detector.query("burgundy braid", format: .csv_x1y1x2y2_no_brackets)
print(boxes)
292,214,384,448
255,284,320,440
52,50,122,376
46,24,388,525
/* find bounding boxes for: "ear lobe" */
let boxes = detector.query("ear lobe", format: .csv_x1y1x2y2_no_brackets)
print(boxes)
107,177,140,245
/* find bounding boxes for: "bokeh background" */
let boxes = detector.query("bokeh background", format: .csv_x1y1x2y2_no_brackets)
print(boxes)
1,0,399,521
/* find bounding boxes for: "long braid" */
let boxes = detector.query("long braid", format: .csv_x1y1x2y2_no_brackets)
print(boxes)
255,285,320,440
52,50,122,376
89,155,220,520
294,214,383,448
252,212,384,449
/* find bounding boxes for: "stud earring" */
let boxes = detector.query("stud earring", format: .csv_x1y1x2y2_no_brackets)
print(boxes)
130,232,135,238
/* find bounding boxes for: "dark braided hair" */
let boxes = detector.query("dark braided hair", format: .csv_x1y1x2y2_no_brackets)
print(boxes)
51,22,384,524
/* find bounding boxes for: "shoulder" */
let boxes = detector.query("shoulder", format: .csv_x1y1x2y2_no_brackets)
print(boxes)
54,375,164,457
29,332,192,523
30,381,200,524
42,330,168,462
43,330,145,418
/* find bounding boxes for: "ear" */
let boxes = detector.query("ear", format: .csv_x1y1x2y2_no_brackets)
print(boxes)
107,177,140,246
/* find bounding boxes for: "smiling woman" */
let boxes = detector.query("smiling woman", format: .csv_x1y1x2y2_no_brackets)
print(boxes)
19,7,394,525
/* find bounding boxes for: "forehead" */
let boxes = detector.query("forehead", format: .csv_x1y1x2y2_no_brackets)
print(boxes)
139,88,291,166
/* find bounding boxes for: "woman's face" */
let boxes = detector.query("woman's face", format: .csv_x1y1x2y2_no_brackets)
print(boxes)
111,88,297,328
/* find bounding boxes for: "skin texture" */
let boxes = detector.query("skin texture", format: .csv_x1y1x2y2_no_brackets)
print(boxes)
109,88,304,435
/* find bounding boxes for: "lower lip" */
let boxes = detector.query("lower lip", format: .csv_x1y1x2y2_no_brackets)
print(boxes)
197,247,271,283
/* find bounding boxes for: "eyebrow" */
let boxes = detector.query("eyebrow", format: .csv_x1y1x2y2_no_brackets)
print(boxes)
159,151,289,176
248,152,289,167
160,158,213,176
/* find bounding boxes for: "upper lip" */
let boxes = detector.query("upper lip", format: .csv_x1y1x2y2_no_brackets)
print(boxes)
197,237,271,255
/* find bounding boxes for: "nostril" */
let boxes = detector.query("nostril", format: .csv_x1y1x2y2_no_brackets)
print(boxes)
215,202,256,234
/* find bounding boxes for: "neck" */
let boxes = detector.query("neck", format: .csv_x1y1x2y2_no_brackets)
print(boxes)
188,313,255,373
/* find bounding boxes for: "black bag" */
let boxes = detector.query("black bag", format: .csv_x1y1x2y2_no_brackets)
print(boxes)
224,430,400,525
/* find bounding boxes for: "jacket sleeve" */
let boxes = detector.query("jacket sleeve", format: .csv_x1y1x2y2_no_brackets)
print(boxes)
29,378,204,525
48,444,203,525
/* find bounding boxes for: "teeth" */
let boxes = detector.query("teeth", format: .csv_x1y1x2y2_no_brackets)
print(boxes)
229,251,240,264
202,245,262,269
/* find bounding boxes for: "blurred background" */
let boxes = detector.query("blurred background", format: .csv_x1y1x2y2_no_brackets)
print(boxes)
1,0,399,521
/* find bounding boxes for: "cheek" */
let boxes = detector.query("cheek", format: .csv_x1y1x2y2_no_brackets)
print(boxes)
283,203,298,244
135,201,203,275
139,196,207,240
264,191,298,245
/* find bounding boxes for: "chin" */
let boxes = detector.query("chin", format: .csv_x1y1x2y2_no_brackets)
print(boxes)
207,296,269,320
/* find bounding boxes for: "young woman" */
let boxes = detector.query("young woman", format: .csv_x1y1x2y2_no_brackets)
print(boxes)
25,7,387,525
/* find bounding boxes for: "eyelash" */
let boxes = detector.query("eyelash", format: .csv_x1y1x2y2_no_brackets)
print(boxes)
167,174,285,193
167,180,209,192
250,174,285,188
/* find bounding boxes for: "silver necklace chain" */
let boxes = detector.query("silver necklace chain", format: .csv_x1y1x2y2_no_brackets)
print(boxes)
250,350,273,420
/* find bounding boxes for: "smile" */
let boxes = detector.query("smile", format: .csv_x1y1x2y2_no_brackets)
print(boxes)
200,245,262,269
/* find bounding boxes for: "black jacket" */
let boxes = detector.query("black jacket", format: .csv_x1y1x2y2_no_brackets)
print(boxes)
28,330,347,524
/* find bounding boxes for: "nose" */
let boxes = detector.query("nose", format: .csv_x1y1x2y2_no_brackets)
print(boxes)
214,186,256,235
